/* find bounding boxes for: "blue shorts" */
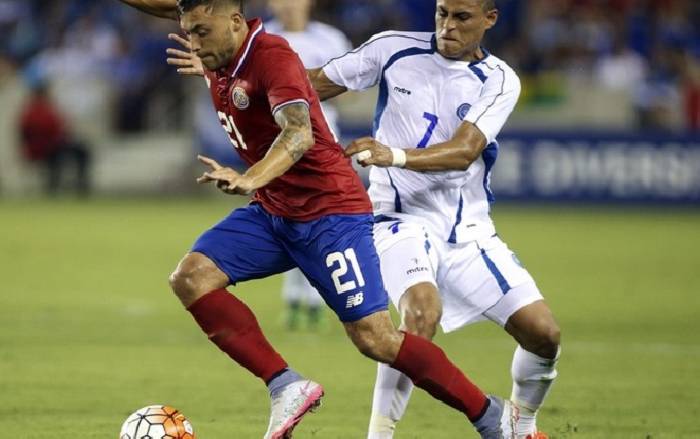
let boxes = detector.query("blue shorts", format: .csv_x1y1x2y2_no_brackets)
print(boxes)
191,204,389,322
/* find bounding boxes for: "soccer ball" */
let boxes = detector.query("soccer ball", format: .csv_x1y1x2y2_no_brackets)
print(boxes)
119,405,195,439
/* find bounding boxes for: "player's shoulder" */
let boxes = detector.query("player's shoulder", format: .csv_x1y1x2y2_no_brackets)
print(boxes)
257,30,293,52
252,31,298,66
363,30,435,53
478,52,521,91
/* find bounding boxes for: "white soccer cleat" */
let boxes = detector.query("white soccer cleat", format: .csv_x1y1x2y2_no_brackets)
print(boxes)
479,396,519,439
263,379,324,439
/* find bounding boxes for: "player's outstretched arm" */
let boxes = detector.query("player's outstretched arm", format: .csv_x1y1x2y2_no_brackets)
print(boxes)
242,103,315,189
307,68,348,101
117,0,179,20
195,104,313,196
346,121,488,172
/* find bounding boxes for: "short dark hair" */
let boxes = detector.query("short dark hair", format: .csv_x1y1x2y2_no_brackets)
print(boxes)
177,0,243,15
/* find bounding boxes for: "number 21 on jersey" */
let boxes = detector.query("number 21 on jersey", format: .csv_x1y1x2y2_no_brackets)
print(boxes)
217,111,247,150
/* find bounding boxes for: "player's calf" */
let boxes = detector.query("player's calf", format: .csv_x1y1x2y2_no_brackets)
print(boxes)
506,300,560,438
168,252,229,307
344,311,403,363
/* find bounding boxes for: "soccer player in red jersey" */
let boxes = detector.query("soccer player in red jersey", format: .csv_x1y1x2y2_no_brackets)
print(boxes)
117,0,518,437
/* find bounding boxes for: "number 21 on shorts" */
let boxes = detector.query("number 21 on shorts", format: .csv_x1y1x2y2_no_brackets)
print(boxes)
326,248,366,294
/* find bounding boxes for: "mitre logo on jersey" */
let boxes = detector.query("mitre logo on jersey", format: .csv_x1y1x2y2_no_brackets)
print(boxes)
232,86,250,110
457,103,472,120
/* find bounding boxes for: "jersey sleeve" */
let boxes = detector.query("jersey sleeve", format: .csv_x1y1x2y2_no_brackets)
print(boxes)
322,32,392,91
463,65,521,144
257,45,312,115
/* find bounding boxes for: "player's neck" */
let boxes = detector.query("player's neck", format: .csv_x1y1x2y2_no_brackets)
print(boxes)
228,20,251,60
460,47,486,63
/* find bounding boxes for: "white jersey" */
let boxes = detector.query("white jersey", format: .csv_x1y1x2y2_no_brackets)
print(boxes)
266,20,351,135
323,31,521,243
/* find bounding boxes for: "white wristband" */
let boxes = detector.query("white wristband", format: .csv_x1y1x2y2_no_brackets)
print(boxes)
390,147,407,168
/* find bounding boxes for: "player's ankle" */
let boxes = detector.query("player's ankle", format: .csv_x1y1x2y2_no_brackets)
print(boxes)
368,413,396,435
512,401,538,436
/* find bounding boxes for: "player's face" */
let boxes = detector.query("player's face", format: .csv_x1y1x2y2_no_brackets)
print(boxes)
181,5,246,70
435,0,497,61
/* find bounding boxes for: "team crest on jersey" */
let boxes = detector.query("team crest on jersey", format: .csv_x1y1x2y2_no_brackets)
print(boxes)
457,103,472,120
232,86,250,110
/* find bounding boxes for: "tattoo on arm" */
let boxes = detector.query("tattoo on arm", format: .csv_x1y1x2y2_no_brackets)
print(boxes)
272,103,314,162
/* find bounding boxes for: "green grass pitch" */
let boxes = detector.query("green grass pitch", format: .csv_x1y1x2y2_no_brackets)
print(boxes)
1,199,699,438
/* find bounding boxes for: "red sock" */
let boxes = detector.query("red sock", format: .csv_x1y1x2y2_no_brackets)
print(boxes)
391,332,488,422
187,289,287,383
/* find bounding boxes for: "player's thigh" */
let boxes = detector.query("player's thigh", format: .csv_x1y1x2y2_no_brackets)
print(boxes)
478,236,544,327
438,235,541,330
287,214,389,323
373,219,439,312
192,204,295,285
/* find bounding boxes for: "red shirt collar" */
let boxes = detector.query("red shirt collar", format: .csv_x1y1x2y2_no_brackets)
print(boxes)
218,18,264,79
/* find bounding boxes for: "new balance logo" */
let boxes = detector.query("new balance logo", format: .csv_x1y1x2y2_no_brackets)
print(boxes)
393,86,412,95
345,293,364,309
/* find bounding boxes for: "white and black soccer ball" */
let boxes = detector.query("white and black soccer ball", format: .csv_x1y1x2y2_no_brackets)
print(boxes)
119,405,195,439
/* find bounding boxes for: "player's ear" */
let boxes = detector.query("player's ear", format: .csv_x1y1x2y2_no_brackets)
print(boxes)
230,12,244,29
484,8,498,29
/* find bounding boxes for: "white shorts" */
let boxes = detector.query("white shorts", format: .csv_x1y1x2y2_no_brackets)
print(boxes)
373,218,543,332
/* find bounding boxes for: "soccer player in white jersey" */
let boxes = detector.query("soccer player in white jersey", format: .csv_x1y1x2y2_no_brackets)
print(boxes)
308,1,561,438
265,0,352,330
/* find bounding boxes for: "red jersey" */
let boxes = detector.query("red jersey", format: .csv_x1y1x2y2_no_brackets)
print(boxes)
19,96,66,161
203,19,371,221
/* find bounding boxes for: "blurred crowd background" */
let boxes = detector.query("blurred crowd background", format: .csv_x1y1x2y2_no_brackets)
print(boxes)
0,0,698,197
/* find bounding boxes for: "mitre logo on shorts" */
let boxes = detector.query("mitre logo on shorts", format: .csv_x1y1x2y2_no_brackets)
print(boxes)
232,86,250,110
406,265,429,275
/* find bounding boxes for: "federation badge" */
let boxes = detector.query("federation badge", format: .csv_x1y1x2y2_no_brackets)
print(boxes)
457,103,472,120
232,86,250,110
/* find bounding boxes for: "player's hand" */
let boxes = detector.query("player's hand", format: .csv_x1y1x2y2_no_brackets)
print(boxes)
166,33,204,76
196,155,256,195
345,137,394,168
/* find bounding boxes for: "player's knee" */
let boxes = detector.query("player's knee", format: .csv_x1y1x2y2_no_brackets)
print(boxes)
168,253,225,307
401,307,440,339
400,284,441,339
528,318,561,359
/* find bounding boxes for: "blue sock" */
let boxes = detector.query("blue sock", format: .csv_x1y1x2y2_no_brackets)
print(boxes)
474,396,501,432
267,368,303,398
